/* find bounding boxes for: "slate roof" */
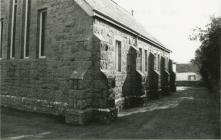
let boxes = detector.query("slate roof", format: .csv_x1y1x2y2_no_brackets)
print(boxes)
176,64,199,73
82,0,170,52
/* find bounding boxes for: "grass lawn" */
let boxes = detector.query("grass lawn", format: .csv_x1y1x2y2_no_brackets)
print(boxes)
1,86,220,139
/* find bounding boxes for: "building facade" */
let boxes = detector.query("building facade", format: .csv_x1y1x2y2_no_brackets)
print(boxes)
0,0,176,125
176,72,201,81
175,63,201,86
176,64,202,81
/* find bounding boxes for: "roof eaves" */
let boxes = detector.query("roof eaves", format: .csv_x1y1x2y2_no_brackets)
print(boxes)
138,34,172,53
93,10,172,53
75,0,94,16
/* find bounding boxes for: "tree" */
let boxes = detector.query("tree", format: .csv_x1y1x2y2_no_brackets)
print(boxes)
190,17,221,89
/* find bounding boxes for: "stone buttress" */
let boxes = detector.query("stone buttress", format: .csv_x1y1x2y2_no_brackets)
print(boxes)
65,34,118,125
169,60,176,92
148,53,161,99
160,57,170,95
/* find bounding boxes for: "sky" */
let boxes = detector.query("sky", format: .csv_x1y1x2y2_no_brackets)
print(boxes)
114,0,221,63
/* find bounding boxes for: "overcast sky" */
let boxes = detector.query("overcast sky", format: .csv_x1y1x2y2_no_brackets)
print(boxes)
114,0,221,63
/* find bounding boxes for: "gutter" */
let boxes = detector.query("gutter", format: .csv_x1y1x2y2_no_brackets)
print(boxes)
93,9,172,53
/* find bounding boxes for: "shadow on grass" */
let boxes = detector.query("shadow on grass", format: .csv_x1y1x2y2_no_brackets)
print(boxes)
1,86,219,139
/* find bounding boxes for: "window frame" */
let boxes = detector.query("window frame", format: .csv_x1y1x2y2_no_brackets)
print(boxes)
139,48,143,72
166,57,169,71
23,0,30,59
154,54,157,71
144,49,148,72
188,75,196,81
0,19,3,59
38,8,47,59
115,40,122,72
72,79,80,90
158,54,160,71
10,0,18,59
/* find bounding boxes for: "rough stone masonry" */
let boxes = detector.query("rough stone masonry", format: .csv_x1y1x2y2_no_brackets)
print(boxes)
0,0,176,125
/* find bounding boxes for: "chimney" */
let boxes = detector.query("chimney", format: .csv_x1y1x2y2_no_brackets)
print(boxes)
131,10,134,16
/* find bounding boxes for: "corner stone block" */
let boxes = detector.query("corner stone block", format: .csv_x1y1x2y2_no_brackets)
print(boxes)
65,109,93,125
65,68,118,125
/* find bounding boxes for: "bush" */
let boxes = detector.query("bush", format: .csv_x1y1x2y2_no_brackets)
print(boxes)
190,17,221,98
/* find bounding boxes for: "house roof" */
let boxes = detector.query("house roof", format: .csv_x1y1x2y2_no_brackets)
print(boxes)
78,0,171,52
176,64,199,73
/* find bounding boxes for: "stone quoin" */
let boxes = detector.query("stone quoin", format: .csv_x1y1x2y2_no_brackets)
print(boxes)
0,0,176,125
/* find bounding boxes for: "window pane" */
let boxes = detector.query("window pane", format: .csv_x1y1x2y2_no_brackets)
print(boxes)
115,41,121,72
38,9,47,58
139,48,142,71
145,50,147,72
115,42,118,70
25,39,29,57
24,0,30,58
158,55,160,71
154,55,157,71
118,42,121,72
12,4,17,58
41,11,47,56
0,20,3,58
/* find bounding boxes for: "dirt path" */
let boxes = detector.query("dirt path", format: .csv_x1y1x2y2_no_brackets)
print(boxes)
1,86,220,139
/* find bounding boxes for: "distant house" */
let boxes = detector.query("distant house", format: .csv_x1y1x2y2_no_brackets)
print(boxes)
176,64,202,82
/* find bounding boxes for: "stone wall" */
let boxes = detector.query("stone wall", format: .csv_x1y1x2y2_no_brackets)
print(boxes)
0,0,174,125
0,0,93,116
1,0,118,125
93,19,171,110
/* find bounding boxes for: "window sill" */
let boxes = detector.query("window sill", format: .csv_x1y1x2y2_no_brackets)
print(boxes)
39,56,46,59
